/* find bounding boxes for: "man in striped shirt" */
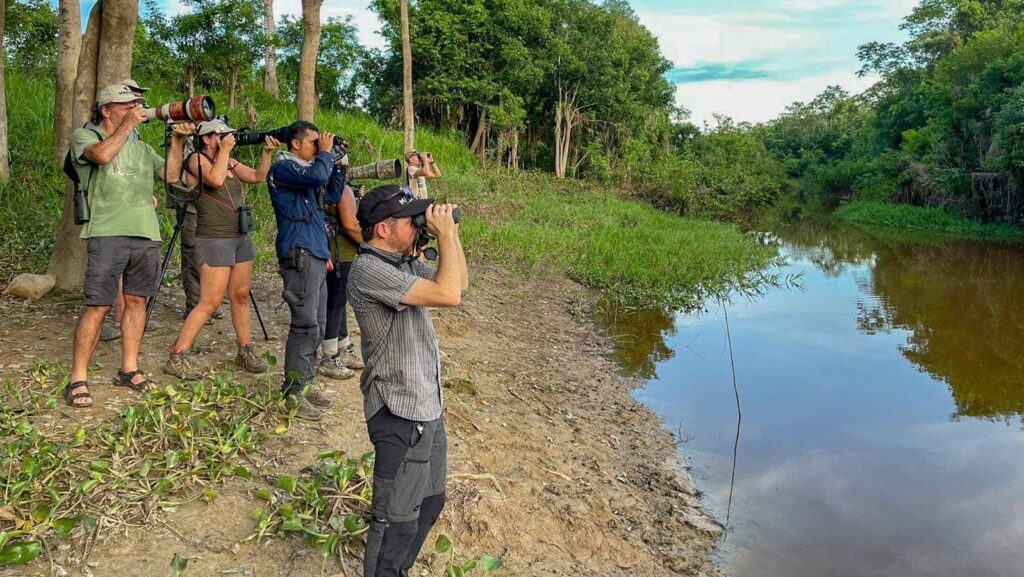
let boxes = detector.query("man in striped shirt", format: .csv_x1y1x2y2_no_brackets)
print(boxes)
347,184,468,577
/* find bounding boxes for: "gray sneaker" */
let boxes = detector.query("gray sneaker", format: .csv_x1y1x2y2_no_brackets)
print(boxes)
339,343,364,369
164,351,204,381
235,345,268,374
286,395,323,421
304,386,332,408
318,353,355,379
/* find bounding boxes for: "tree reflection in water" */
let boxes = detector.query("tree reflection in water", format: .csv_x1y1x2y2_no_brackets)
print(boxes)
779,222,1024,423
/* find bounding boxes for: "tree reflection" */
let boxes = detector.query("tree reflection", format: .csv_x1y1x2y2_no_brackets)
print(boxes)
807,225,1024,422
593,302,678,380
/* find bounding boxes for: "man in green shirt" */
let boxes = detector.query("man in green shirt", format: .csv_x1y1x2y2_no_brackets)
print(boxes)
64,83,189,407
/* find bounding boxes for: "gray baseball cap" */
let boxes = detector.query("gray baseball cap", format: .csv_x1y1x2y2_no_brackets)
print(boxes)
196,119,236,136
96,84,145,106
119,78,150,94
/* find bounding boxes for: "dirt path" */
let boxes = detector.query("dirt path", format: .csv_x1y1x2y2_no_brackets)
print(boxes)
0,263,723,577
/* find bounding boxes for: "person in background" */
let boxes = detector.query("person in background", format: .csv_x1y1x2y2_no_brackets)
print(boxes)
404,150,441,200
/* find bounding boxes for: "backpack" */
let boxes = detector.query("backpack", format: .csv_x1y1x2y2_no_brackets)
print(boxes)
62,128,103,224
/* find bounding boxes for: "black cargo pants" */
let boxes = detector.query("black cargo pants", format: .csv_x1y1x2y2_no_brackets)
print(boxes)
364,405,447,577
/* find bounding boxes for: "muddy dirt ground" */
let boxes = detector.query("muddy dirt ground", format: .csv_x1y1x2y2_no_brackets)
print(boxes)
0,263,723,577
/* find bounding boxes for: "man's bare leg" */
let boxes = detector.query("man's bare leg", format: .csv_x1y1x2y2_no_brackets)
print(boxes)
120,293,148,386
72,305,111,385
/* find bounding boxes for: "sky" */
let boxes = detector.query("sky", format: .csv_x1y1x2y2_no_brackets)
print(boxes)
128,0,920,127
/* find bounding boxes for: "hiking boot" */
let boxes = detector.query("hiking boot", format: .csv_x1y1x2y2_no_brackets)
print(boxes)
286,395,323,421
164,351,204,381
99,322,121,342
339,343,364,369
318,354,355,379
235,344,268,374
303,386,333,408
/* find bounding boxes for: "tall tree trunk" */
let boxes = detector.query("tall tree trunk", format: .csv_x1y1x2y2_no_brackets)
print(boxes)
53,0,82,164
0,0,8,184
48,0,137,290
229,65,238,109
296,0,322,121
470,108,487,158
401,0,414,154
263,0,279,97
554,84,580,179
187,67,195,97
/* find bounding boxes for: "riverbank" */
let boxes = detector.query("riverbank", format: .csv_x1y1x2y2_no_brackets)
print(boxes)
0,261,724,577
832,200,1024,242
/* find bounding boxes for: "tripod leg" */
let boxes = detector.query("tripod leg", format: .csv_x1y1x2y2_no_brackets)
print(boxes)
250,290,269,341
145,209,186,333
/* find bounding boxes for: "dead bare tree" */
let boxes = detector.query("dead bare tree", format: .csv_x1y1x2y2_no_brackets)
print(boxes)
48,0,138,290
296,0,322,121
554,83,582,179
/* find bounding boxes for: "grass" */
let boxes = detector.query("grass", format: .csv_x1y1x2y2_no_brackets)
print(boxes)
833,200,1024,243
1,72,776,310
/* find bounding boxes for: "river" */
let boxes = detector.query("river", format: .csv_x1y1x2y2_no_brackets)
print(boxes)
597,221,1024,577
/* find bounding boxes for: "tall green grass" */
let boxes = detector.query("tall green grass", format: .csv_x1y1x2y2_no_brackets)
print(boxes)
833,200,1024,242
1,73,775,309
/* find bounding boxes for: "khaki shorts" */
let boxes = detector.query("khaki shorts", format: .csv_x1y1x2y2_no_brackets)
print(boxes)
83,236,161,306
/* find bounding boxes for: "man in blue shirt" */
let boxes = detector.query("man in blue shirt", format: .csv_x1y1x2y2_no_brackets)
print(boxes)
267,120,344,420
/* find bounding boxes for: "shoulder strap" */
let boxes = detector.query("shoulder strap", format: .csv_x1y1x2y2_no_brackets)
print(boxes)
81,128,104,192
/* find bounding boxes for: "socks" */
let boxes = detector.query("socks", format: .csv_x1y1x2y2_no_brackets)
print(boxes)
321,338,339,357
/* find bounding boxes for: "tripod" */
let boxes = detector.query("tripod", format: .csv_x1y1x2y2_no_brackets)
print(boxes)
144,123,269,340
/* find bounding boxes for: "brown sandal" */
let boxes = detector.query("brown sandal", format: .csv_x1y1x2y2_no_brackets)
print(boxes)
64,381,94,407
115,369,159,392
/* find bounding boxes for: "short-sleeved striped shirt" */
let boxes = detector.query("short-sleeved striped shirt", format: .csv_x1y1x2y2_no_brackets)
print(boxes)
347,244,442,422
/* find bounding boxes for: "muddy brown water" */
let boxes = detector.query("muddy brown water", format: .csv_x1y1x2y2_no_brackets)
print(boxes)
598,222,1024,577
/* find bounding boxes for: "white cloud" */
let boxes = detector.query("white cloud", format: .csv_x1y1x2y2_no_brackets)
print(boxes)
636,13,805,68
674,70,879,127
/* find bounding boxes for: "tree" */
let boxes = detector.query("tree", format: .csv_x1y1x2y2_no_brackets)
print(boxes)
263,0,278,97
53,0,81,164
48,0,138,290
0,0,9,184
400,0,413,153
276,15,366,110
296,0,322,121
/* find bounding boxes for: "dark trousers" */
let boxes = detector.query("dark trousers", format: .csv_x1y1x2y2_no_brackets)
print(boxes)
364,406,447,577
325,261,353,341
279,252,327,395
180,210,201,315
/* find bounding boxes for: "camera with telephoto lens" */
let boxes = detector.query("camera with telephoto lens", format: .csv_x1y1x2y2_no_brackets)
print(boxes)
412,207,461,261
234,125,349,149
145,96,217,123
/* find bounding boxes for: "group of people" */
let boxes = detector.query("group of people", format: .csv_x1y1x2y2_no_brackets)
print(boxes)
64,82,464,577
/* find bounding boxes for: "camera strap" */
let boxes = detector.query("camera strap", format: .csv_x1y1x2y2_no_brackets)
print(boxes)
186,151,241,213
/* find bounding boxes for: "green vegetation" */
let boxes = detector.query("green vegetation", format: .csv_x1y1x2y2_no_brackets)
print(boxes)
834,201,1024,242
755,1,1024,230
0,70,776,309
0,363,287,566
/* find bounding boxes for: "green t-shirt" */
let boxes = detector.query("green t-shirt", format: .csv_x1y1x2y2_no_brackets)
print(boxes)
71,127,164,241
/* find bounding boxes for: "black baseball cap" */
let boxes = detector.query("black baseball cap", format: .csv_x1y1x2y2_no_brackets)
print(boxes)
357,184,433,228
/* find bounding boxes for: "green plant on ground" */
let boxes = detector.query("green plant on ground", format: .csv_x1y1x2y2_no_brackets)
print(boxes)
246,450,373,576
434,534,503,577
0,368,286,567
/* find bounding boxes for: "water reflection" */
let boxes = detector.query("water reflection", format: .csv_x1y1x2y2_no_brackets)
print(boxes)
593,303,678,380
598,221,1024,577
779,224,1024,423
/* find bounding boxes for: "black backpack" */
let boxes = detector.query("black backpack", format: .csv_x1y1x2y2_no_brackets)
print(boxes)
62,128,103,225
